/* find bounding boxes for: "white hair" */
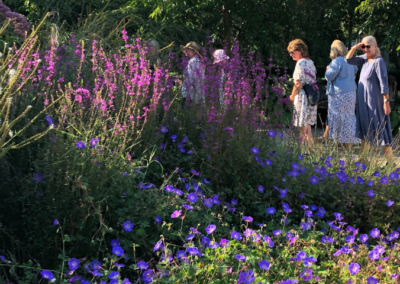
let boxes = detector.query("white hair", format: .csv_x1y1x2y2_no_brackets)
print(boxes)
362,35,381,57
147,39,160,53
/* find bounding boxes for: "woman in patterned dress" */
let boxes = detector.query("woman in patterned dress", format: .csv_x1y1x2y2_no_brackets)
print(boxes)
325,40,360,146
287,39,318,147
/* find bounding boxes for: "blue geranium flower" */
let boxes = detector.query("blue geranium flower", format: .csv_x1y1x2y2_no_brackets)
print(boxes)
112,246,124,257
108,271,119,279
122,220,134,231
68,258,80,270
259,260,270,270
310,176,318,184
231,231,242,240
76,141,85,149
268,130,276,137
155,216,162,223
235,254,246,261
40,270,53,280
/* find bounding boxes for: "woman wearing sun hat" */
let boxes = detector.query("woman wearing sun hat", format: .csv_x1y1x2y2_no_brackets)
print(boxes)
181,41,205,105
213,49,230,106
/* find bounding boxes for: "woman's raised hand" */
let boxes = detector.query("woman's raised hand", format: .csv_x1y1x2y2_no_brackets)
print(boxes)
353,43,364,50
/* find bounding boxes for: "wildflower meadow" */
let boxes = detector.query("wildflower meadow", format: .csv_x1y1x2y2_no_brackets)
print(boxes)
1,8,400,284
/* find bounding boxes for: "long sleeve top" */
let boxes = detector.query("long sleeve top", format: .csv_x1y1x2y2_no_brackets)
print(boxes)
346,55,389,94
325,56,358,95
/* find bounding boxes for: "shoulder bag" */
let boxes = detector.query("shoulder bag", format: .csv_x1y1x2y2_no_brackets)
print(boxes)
303,82,328,106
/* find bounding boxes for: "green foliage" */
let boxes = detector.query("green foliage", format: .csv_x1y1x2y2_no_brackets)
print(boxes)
1,7,400,284
7,0,368,69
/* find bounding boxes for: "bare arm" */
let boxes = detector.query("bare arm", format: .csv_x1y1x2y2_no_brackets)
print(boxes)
290,80,302,102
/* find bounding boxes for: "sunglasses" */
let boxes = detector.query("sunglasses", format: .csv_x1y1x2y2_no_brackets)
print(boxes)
288,49,299,55
361,45,371,49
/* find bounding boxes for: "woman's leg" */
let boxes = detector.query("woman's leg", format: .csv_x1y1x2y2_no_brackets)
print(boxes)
323,125,329,139
361,140,367,151
383,146,394,164
300,125,313,147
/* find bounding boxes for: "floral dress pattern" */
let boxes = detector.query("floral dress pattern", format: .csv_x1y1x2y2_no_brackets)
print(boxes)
328,92,360,144
292,59,318,127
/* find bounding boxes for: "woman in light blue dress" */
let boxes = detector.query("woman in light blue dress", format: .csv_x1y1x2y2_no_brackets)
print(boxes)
346,36,393,163
325,40,359,145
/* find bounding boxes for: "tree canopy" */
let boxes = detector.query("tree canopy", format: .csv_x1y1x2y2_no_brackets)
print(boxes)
4,0,400,69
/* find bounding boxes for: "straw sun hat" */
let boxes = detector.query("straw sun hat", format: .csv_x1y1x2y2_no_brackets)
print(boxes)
180,41,202,58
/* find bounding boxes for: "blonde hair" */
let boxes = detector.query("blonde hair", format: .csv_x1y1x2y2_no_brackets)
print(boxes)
287,39,309,57
330,40,348,59
362,35,381,57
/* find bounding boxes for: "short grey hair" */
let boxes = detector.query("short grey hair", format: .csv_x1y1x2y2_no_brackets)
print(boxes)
147,39,160,53
362,35,381,57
